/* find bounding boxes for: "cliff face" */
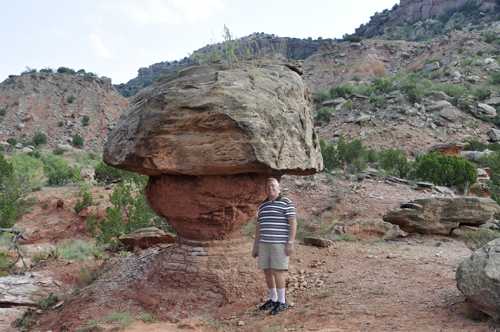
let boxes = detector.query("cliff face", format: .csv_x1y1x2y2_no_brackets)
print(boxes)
0,73,128,151
355,0,497,38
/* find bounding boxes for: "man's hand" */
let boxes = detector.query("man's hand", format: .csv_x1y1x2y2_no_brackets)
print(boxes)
285,243,293,256
252,246,259,258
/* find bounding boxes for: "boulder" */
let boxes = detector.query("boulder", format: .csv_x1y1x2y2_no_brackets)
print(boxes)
462,150,493,162
422,62,440,72
383,197,500,235
451,225,483,237
104,59,322,176
14,143,23,149
467,76,480,83
432,91,450,101
118,227,176,250
428,142,469,156
57,144,72,150
21,147,33,153
322,98,345,108
303,237,333,247
488,129,500,142
426,100,451,112
440,108,461,121
484,97,500,106
477,103,497,118
456,238,500,317
16,124,25,130
354,115,371,124
0,142,10,152
452,71,462,79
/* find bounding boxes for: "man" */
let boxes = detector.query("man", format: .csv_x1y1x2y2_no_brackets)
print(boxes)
252,177,297,315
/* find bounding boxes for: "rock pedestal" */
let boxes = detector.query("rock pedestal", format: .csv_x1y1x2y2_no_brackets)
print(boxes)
145,173,277,241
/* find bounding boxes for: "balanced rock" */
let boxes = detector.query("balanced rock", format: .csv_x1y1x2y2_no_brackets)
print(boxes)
118,227,175,250
104,59,322,176
422,62,440,73
383,197,500,235
456,238,500,317
428,142,468,156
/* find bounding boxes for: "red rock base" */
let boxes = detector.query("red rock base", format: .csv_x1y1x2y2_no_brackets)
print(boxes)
145,173,280,241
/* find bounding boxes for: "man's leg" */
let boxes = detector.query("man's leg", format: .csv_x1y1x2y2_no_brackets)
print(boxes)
264,269,278,302
269,269,288,315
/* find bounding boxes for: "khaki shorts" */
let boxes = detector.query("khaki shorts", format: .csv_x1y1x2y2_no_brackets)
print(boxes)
258,242,290,271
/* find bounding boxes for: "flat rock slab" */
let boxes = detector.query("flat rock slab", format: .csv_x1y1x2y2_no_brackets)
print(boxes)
303,237,334,247
383,197,500,235
118,227,176,250
104,59,322,176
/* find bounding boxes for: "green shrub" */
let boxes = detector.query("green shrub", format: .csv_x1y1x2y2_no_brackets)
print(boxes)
7,138,17,146
457,229,500,252
474,87,490,101
57,238,104,262
487,151,500,206
57,67,76,75
415,152,477,192
72,134,84,148
408,88,422,103
33,132,48,146
94,161,126,184
82,115,90,126
477,50,483,56
315,107,333,121
320,135,367,173
490,72,500,85
42,155,81,186
87,173,171,244
0,109,6,116
58,121,64,127
52,148,65,155
379,148,412,179
460,101,474,112
454,24,463,30
67,95,75,103
74,191,94,213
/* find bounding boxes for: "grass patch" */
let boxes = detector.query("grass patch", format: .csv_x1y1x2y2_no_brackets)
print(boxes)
457,229,500,251
107,311,134,330
340,233,358,242
140,312,157,323
318,290,333,298
202,315,224,330
57,239,106,262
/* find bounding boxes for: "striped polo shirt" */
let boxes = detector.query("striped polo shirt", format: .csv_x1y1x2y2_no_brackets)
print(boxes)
258,195,296,243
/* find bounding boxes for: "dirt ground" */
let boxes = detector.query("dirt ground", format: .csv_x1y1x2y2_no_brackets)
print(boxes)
2,174,498,332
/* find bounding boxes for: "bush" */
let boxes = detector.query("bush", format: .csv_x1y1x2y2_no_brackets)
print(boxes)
0,109,6,116
52,148,66,155
415,152,477,192
74,191,94,214
87,174,170,244
82,115,90,126
7,138,17,146
378,148,412,179
94,162,125,184
315,107,333,121
457,229,500,252
320,135,367,173
474,87,490,101
67,95,75,104
72,134,84,148
408,88,422,104
460,101,474,112
58,121,64,127
57,67,76,75
42,155,81,186
33,132,48,146
490,72,500,85
487,151,500,205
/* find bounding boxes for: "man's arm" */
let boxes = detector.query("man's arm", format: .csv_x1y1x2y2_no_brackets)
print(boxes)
252,221,260,258
285,218,297,256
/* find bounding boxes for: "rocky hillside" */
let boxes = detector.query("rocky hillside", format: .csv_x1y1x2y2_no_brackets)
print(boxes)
0,73,128,152
114,32,325,98
354,0,498,40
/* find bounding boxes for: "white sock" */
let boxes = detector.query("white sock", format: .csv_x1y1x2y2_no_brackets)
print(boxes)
277,288,286,304
269,288,278,302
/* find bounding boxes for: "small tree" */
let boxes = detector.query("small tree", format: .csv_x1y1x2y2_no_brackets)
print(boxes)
82,115,90,126
6,138,17,146
33,132,48,146
379,148,412,179
67,95,75,104
72,134,84,148
415,152,477,192
74,191,94,213
94,161,125,184
0,109,6,116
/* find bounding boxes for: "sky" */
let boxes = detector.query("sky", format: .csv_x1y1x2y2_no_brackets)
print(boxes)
1,0,399,85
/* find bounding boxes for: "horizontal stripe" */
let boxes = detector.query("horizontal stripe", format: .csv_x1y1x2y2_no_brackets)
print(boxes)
258,195,296,243
260,239,288,243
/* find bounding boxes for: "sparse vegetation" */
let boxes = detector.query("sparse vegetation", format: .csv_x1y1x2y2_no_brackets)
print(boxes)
457,229,500,251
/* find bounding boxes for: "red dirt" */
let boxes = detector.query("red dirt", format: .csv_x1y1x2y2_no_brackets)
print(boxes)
3,174,497,332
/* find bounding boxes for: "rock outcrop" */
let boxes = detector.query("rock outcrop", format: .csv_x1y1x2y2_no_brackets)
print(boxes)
428,142,468,156
105,59,321,177
118,227,175,250
0,72,128,151
105,58,322,243
456,238,500,317
383,197,500,234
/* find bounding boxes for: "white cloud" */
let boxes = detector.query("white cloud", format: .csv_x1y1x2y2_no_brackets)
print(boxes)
87,33,114,59
101,0,224,25
49,28,69,39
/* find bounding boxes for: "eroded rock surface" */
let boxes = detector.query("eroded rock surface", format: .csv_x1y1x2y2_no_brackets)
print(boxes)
118,227,175,250
104,59,322,176
146,173,274,241
383,197,500,234
456,238,500,317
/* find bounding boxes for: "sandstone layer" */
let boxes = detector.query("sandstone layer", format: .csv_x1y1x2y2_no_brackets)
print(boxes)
145,173,275,241
456,238,500,317
104,59,322,176
383,197,500,234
